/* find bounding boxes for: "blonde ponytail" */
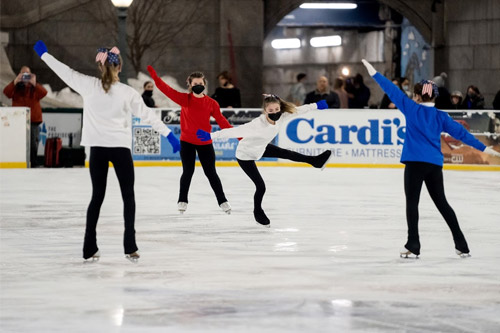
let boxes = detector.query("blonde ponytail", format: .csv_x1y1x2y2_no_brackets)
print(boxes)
262,95,296,114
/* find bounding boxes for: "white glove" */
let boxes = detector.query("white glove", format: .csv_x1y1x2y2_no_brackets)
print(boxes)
361,59,376,76
484,146,500,157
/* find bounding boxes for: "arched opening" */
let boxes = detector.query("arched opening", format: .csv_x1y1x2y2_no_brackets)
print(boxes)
263,0,435,108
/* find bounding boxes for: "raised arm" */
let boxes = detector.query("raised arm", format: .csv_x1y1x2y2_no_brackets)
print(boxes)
34,41,95,96
442,116,487,152
294,101,327,115
147,65,188,106
362,59,415,115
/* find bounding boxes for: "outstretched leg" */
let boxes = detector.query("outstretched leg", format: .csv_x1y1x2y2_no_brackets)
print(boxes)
237,158,269,226
262,144,331,168
111,148,138,255
424,165,469,253
84,147,109,259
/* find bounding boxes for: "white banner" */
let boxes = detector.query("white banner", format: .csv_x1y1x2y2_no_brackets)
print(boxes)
38,112,82,155
278,109,405,164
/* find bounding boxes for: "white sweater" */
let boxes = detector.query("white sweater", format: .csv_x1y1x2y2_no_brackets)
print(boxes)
211,103,318,160
41,53,171,149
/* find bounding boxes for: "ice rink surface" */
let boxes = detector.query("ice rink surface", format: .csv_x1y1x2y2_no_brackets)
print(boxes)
1,166,499,332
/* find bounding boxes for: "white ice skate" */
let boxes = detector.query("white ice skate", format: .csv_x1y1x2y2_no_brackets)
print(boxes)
456,250,471,258
125,251,140,263
220,201,231,214
84,250,100,262
400,248,419,259
178,202,188,214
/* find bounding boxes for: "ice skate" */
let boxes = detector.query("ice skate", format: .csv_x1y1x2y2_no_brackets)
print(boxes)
400,248,419,259
178,202,187,214
84,250,100,262
220,201,231,214
254,208,270,228
125,251,140,263
313,150,332,170
456,249,471,258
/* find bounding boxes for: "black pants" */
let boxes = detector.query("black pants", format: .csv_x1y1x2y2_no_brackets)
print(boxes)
404,162,469,255
237,144,321,212
84,147,137,259
178,141,227,205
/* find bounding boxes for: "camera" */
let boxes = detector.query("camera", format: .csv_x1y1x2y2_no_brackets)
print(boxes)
22,73,31,81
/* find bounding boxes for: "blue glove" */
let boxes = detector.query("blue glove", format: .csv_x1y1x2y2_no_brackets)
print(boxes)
167,132,180,153
316,100,328,110
196,129,211,142
34,40,47,57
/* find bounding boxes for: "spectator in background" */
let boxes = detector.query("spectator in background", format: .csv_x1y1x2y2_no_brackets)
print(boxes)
304,75,340,108
289,73,307,106
432,72,452,109
3,66,47,167
379,78,401,109
333,77,349,109
492,90,500,110
450,91,463,109
142,80,155,107
211,71,241,108
401,77,412,98
461,85,485,110
346,73,370,108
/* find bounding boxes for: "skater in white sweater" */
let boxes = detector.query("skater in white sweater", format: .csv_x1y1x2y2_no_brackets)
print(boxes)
196,95,331,227
34,40,180,261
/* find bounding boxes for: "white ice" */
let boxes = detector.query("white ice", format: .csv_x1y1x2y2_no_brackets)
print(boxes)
1,166,499,332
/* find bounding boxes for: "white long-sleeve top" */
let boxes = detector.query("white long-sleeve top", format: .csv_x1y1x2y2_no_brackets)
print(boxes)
41,53,171,149
211,103,318,160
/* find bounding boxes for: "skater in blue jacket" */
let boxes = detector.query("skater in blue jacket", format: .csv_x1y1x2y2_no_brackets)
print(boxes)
362,59,500,258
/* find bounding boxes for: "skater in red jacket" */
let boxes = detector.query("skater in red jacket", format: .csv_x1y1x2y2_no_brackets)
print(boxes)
147,66,232,214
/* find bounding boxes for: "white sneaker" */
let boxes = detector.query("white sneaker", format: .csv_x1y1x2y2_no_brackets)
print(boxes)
456,249,471,258
400,248,419,259
220,201,231,214
178,202,187,214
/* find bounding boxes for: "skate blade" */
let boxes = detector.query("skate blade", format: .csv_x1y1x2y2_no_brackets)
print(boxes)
456,250,471,258
400,251,419,259
125,252,140,263
256,222,270,228
224,210,231,215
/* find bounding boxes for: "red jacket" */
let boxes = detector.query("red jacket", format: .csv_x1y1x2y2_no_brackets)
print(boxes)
151,76,232,145
3,81,47,124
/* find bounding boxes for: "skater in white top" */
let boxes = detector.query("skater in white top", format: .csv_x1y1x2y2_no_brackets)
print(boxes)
34,40,180,262
196,95,331,227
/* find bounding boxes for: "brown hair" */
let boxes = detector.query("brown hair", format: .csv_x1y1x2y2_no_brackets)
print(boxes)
217,71,232,83
413,83,435,102
333,77,344,90
262,95,296,114
186,72,207,92
96,50,122,93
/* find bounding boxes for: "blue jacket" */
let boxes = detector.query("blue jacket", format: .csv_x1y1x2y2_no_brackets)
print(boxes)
372,72,486,166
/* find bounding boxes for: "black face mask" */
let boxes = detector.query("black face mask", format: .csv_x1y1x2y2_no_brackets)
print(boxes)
268,112,283,121
192,85,205,94
144,90,153,97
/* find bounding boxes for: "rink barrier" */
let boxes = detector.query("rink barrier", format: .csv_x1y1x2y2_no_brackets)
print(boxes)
82,160,500,171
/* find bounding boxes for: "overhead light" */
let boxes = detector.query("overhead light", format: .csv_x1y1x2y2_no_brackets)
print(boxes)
271,38,301,49
300,3,357,9
310,35,342,47
341,67,350,76
111,0,134,8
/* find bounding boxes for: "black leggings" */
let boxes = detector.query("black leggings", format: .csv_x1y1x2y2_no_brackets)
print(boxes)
84,147,137,259
404,162,468,255
237,144,321,212
178,141,227,205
